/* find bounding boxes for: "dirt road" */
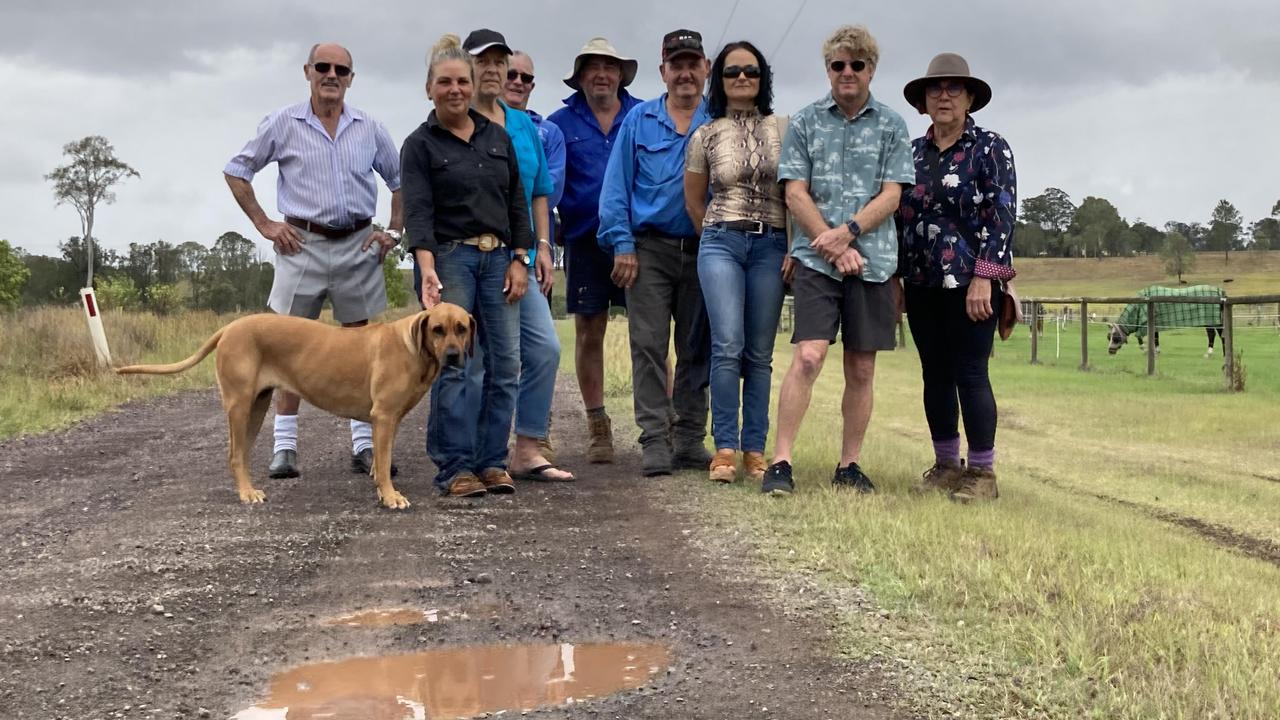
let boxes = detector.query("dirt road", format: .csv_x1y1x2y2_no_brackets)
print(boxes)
0,381,903,719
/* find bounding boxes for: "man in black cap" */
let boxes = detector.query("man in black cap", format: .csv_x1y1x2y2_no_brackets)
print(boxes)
597,29,713,476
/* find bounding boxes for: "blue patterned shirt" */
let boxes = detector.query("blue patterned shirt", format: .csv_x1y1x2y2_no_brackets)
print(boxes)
898,117,1017,288
224,101,400,228
778,92,915,283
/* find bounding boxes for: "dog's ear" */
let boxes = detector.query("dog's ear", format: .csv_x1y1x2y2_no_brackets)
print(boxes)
416,310,435,359
466,315,477,358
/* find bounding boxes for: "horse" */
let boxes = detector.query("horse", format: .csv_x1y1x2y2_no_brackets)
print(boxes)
1106,285,1226,357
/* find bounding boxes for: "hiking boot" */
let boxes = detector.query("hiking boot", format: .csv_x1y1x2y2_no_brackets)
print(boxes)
708,449,738,483
641,441,673,477
911,461,964,495
478,468,516,495
832,463,876,494
760,460,794,496
673,441,713,470
950,466,999,503
443,472,487,498
743,452,768,483
586,412,614,464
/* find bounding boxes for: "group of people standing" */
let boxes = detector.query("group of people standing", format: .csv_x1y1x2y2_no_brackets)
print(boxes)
224,23,1017,504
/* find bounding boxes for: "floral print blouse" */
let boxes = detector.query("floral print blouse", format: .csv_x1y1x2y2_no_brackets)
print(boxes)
897,117,1016,288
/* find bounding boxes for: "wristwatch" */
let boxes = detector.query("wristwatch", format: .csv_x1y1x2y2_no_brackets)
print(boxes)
513,249,532,267
845,219,862,240
385,228,403,243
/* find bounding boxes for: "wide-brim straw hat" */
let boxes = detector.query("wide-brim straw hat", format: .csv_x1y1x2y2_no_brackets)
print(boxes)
903,52,992,114
563,37,638,91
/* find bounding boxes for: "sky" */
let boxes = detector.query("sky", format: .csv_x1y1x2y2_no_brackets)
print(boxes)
3,0,1279,260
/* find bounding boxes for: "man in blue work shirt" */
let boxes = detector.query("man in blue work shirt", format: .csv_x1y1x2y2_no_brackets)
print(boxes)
598,29,712,477
548,37,642,465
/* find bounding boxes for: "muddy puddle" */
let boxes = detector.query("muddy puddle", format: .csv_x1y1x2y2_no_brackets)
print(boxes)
233,642,670,719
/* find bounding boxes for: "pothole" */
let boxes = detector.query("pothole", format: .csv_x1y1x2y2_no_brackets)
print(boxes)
232,642,671,719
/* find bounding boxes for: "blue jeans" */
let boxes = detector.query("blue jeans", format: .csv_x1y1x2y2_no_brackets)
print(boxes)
696,224,787,452
420,244,521,489
464,266,561,440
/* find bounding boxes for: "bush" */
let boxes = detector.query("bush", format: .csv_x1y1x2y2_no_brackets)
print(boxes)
95,275,141,311
146,283,183,315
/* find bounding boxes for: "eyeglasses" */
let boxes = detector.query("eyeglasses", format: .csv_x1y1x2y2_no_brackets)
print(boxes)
828,59,867,74
506,69,535,84
721,64,761,79
925,81,967,98
311,62,352,77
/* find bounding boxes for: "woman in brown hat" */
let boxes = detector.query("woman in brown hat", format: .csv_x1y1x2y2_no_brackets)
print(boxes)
897,53,1017,502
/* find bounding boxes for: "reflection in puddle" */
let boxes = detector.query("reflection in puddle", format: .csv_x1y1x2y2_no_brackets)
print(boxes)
232,642,670,719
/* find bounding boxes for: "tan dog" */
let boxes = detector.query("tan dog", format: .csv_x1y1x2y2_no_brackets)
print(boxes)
116,304,475,509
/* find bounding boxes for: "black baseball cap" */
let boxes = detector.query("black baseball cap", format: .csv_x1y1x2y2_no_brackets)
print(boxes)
661,29,704,61
463,28,513,56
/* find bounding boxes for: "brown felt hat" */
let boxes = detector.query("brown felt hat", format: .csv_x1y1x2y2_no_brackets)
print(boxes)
903,52,992,114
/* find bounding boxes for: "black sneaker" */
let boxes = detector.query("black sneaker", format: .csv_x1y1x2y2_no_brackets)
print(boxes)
760,461,794,496
832,463,875,494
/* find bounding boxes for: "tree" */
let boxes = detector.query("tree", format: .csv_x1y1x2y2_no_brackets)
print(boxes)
1272,199,1280,217
1160,231,1196,282
1165,221,1207,250
1070,196,1122,259
45,136,139,288
1013,221,1049,256
1131,221,1164,255
1207,199,1243,263
1251,217,1280,251
1022,188,1076,257
0,240,31,310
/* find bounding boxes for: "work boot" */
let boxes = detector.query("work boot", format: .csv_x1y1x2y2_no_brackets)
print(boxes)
641,440,673,477
950,466,999,503
743,452,768,483
673,440,713,470
443,472,487,498
709,449,738,483
478,468,516,495
586,411,614,464
911,461,964,495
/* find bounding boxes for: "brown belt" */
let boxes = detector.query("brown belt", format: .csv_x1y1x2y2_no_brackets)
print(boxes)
285,216,372,240
459,234,502,252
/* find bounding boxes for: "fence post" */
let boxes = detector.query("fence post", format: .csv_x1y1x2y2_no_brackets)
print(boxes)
1079,300,1089,370
1146,300,1157,376
1222,300,1235,390
1029,302,1040,364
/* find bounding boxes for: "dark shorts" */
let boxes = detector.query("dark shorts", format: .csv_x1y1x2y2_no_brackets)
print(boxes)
791,264,896,351
565,234,626,315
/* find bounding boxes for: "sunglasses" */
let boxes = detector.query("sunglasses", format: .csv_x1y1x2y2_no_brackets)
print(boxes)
828,59,867,74
926,80,968,98
721,64,762,79
506,69,535,84
311,62,352,77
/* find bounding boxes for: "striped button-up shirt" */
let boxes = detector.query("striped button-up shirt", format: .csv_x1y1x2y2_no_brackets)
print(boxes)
224,101,401,228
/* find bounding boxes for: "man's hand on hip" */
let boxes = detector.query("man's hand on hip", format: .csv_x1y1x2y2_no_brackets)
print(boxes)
362,230,399,261
611,252,638,289
258,219,304,255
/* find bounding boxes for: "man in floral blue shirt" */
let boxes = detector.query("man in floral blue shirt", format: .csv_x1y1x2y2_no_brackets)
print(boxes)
762,25,915,497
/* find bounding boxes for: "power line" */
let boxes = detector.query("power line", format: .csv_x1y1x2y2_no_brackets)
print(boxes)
713,0,743,55
770,0,810,59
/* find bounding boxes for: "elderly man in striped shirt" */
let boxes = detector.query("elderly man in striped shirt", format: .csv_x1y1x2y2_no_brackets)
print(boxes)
223,42,403,481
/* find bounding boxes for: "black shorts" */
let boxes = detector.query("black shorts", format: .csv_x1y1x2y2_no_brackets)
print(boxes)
791,264,896,351
565,234,626,315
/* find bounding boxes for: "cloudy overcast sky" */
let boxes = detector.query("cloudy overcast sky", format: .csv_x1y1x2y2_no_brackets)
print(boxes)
3,0,1278,259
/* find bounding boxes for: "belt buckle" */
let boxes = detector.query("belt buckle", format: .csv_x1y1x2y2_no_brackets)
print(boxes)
478,234,499,252
747,220,765,235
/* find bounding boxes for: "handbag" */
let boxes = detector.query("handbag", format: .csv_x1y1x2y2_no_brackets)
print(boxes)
998,280,1023,341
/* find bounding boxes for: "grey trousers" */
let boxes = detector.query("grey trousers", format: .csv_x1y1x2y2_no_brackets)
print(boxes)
624,236,711,447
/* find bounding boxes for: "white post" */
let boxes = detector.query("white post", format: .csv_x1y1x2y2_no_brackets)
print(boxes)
80,287,112,367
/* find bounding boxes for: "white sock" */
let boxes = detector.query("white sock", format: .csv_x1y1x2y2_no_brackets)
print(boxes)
351,420,373,455
273,414,298,453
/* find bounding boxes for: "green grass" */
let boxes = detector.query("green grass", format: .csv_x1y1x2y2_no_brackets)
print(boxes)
554,295,1280,717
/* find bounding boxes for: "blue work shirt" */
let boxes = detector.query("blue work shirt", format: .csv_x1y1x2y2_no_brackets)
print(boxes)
598,94,711,256
547,90,643,246
502,102,554,261
528,110,565,211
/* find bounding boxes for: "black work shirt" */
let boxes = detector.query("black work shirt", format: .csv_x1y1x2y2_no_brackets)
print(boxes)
401,108,532,254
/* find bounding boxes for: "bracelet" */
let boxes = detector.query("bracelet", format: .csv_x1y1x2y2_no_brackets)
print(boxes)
537,238,552,247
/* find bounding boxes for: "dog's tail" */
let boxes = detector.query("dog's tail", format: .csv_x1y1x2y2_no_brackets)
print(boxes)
115,328,225,376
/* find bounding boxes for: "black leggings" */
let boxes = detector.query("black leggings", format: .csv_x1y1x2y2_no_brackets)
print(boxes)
905,283,1002,451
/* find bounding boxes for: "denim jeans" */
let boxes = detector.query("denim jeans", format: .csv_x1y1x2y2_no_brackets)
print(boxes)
420,244,521,488
696,224,787,452
463,266,560,440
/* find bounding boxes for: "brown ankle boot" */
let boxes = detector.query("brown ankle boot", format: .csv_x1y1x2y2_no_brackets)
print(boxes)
950,466,999,503
912,462,965,494
709,449,738,483
538,416,556,464
743,452,767,483
586,411,614,464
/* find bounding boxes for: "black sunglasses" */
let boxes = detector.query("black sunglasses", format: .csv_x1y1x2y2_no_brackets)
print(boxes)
926,80,967,98
828,59,867,74
721,64,762,79
506,69,535,84
312,62,352,77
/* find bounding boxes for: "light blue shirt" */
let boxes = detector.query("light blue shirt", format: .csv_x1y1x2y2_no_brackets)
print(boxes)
597,94,711,255
224,101,400,228
502,103,554,259
778,93,914,282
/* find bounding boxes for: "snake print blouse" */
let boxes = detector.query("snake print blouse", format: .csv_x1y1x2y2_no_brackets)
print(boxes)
686,109,786,228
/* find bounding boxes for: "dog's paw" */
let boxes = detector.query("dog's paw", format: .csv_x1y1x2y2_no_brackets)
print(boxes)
378,490,411,510
239,488,267,504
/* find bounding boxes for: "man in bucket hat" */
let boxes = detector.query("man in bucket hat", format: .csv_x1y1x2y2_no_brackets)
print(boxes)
598,29,713,477
548,37,642,465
